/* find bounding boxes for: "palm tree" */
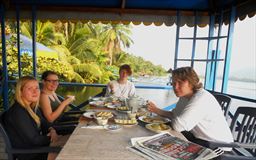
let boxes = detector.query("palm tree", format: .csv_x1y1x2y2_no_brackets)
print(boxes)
21,21,56,46
53,22,111,83
100,24,133,65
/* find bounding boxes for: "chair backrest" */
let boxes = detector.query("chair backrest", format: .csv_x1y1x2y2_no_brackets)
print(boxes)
0,112,15,160
212,93,232,118
230,106,256,156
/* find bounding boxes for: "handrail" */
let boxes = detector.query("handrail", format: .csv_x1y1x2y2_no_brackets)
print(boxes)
7,80,255,102
59,82,172,90
207,90,256,103
8,80,172,90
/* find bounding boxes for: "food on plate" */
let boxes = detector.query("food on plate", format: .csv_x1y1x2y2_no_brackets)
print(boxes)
149,123,170,131
95,111,113,118
142,116,168,123
114,118,137,125
116,106,129,111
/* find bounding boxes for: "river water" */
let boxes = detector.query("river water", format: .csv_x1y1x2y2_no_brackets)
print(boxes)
57,76,255,112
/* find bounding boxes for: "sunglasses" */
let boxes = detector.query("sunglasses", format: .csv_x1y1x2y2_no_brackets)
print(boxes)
45,79,59,83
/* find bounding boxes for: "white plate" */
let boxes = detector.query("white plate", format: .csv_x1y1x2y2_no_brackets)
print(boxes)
92,97,101,101
89,101,105,107
104,124,122,131
138,116,170,124
83,111,95,118
92,97,107,101
107,104,116,109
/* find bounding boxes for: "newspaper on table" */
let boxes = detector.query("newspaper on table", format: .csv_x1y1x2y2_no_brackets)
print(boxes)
127,132,222,160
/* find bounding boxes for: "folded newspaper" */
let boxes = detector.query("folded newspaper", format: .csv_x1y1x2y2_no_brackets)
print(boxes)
127,132,222,160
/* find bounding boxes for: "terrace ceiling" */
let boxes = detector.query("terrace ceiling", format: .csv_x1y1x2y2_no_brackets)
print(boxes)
1,0,256,26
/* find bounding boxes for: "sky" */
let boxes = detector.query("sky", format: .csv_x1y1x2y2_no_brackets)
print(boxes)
125,16,256,79
126,24,176,70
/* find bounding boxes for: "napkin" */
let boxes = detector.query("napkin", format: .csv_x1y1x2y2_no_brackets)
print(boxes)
81,125,104,129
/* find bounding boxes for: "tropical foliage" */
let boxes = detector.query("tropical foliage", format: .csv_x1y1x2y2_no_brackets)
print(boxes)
1,21,167,84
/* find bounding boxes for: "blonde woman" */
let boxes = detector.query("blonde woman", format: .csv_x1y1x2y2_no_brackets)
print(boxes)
3,76,60,160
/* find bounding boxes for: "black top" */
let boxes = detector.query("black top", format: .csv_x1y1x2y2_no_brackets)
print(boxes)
3,101,51,148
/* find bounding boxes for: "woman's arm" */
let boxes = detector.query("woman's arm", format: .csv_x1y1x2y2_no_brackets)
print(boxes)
40,93,73,123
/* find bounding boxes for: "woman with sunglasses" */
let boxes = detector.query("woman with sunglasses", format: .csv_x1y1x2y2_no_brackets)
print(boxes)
40,71,74,125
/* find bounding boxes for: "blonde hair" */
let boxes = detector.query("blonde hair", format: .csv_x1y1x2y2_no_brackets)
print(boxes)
15,76,41,126
172,67,202,93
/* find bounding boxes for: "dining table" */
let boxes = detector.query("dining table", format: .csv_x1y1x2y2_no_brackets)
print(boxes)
56,103,187,160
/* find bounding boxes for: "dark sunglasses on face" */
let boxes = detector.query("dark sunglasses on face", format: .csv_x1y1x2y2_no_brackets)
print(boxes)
45,79,59,83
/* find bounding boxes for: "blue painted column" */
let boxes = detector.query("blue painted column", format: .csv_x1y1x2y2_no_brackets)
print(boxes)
215,10,223,62
191,11,198,67
222,6,236,93
0,4,9,110
212,50,220,90
32,5,37,78
208,50,215,90
204,14,215,89
174,11,180,69
16,5,21,78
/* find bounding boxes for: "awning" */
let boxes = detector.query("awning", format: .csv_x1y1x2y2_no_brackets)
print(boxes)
2,0,256,26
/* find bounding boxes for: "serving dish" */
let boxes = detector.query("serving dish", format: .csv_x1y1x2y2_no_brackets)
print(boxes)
116,106,131,113
114,119,138,125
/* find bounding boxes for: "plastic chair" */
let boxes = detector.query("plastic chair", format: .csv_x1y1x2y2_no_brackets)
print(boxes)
208,106,256,160
0,112,61,160
212,93,232,119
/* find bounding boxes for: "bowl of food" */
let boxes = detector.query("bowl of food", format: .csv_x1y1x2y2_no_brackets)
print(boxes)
96,117,108,126
145,123,171,133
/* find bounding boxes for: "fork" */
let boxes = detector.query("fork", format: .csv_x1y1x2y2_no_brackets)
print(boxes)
213,148,224,156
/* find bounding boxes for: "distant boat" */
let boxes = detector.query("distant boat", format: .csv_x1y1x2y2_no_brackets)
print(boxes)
140,74,149,78
130,77,139,82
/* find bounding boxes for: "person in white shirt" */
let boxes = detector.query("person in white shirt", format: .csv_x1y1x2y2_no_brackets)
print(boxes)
105,64,136,98
147,67,233,150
